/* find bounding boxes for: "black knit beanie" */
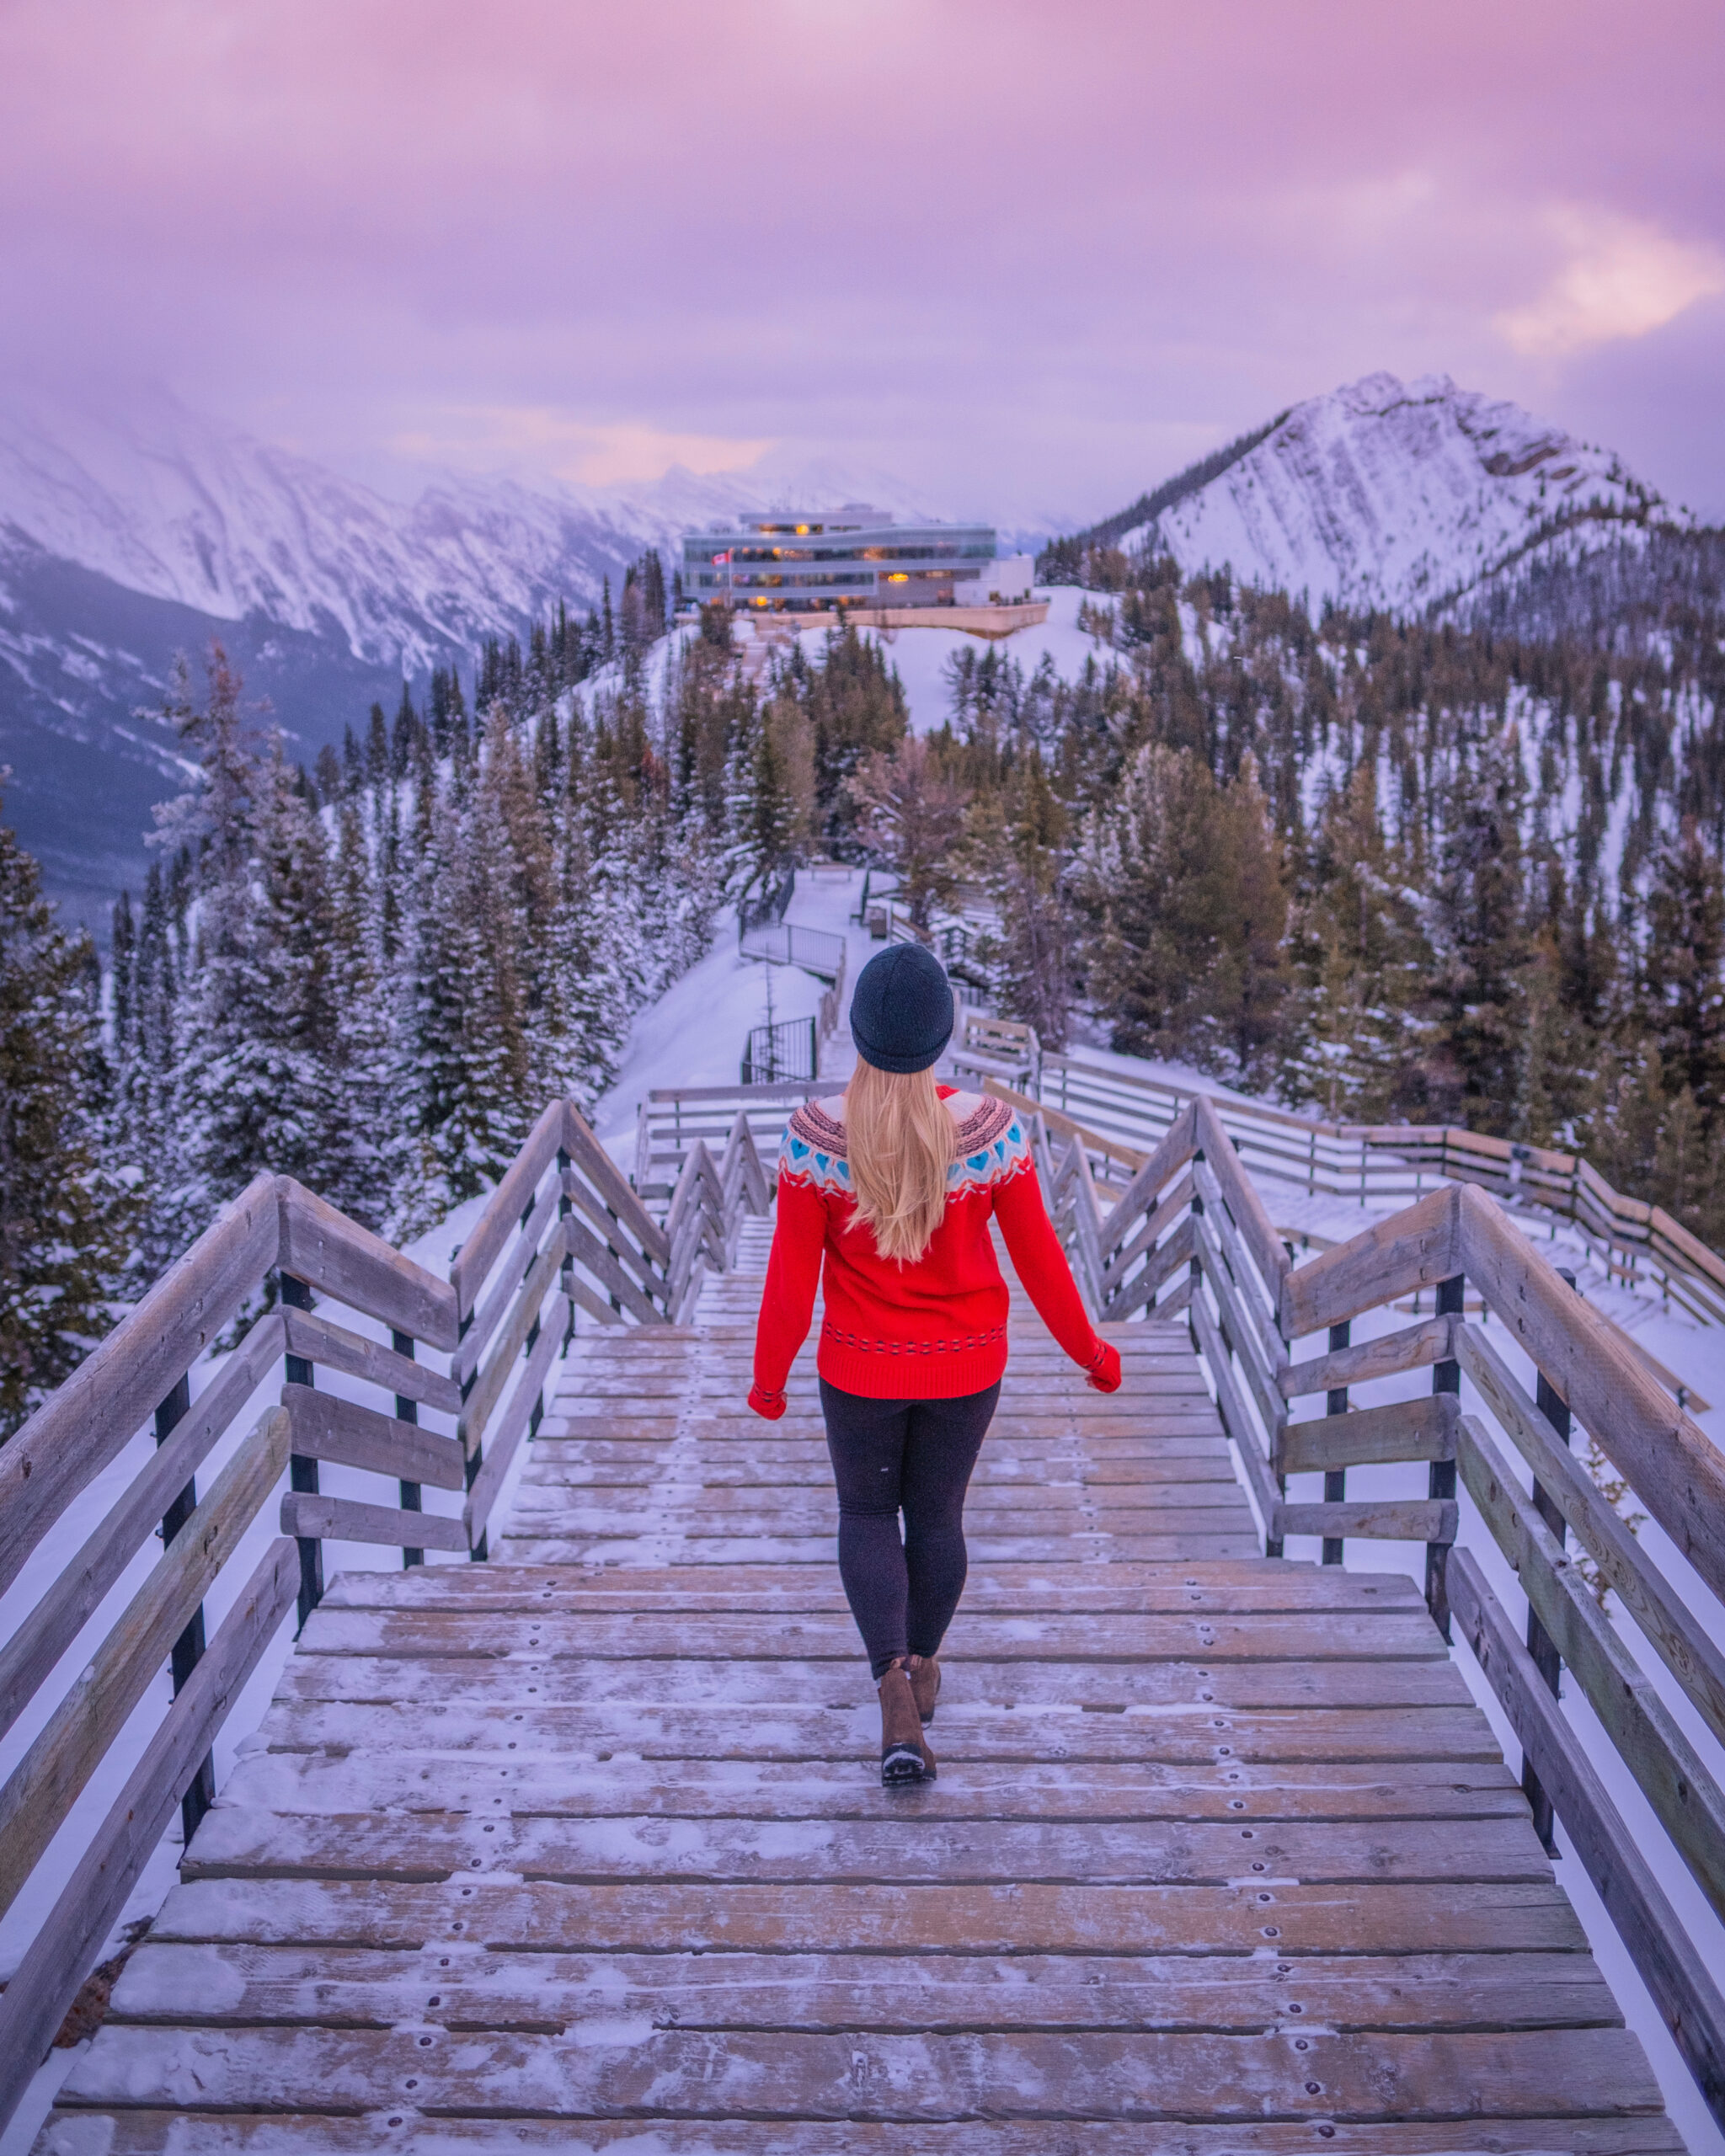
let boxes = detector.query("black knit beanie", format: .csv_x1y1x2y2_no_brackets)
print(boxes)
849,942,954,1074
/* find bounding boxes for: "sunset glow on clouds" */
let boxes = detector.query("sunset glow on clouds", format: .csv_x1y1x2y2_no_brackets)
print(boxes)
0,0,1720,515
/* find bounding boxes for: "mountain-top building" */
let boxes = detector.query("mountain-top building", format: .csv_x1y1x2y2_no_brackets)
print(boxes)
681,504,997,611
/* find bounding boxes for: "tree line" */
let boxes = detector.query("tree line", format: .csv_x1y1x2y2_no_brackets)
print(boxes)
831,554,1725,1254
0,579,911,1434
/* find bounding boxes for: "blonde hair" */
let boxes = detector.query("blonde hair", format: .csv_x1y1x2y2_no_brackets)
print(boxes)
842,1062,957,1265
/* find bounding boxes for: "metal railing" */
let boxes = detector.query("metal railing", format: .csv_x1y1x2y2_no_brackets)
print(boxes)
739,920,846,979
742,1014,818,1085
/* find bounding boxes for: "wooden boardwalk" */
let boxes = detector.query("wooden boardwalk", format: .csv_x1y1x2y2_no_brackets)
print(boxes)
41,1219,1680,2151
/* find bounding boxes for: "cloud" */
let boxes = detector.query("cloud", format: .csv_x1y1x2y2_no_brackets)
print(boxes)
1498,207,1725,358
387,406,774,488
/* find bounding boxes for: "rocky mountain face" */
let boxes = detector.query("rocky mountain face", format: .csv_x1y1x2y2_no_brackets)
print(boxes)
0,384,931,921
1101,371,1683,617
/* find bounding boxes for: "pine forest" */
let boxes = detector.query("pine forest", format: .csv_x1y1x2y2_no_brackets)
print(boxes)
4,538,1725,1435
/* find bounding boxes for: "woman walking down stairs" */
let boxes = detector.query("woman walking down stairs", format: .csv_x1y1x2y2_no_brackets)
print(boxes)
34,1216,1677,2148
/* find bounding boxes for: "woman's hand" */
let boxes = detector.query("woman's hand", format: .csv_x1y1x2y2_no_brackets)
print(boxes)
748,1383,788,1421
1085,1340,1122,1393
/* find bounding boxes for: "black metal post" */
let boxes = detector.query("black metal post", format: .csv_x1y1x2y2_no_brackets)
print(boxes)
459,1298,483,1563
154,1372,216,1844
1428,1273,1466,1641
392,1328,423,1568
1524,1267,1578,1853
1323,1319,1349,1566
280,1273,323,1627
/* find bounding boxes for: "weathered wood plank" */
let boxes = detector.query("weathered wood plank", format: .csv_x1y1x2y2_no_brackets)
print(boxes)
278,1492,467,1554
274,1653,1471,1710
281,1384,465,1492
1456,1319,1725,1748
222,1749,1522,1820
261,1696,1506,1764
54,2020,1664,2124
0,1538,296,2129
0,1406,289,1924
448,1102,565,1321
181,1809,1551,1887
461,1235,568,1456
564,1213,666,1328
0,1310,286,1747
1449,1547,1725,2125
0,1170,278,1601
280,1305,461,1413
34,2116,1690,2154
1280,1315,1455,1400
146,1870,1587,1955
1188,1272,1277,1537
1279,1185,1462,1342
294,1608,1447,1662
278,1179,457,1350
452,1176,566,1388
1277,1395,1458,1476
464,1295,569,1544
1458,1414,1725,1924
105,1938,1621,2033
1274,1499,1458,1545
1458,1183,1725,1605
562,1098,670,1267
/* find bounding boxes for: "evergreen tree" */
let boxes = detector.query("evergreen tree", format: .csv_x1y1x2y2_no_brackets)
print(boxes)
1641,820,1725,1118
0,791,134,1435
1080,744,1289,1080
1429,728,1533,1132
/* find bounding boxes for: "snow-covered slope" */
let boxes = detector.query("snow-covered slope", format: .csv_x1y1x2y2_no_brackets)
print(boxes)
0,383,940,674
0,383,943,917
1118,371,1676,616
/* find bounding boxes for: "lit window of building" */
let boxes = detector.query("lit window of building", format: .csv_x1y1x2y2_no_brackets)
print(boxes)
681,504,999,611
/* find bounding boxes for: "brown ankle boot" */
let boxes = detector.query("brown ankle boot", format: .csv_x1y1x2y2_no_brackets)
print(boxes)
879,1660,936,1787
908,1652,941,1726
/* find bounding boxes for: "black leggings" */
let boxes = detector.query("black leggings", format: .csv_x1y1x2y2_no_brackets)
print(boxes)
819,1378,1001,1679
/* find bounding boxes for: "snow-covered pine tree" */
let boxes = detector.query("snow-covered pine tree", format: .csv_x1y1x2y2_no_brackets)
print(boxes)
0,791,136,1436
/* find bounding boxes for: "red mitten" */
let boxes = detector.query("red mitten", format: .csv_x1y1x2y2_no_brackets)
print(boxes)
748,1384,788,1421
1085,1340,1122,1393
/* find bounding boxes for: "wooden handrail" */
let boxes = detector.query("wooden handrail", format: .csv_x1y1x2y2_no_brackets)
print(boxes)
1037,1050,1725,1323
0,1171,279,1602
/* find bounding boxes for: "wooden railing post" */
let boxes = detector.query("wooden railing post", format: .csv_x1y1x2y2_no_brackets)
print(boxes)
391,1329,423,1569
280,1273,323,1628
1428,1273,1465,1639
153,1371,215,1843
1523,1266,1578,1852
1322,1321,1348,1566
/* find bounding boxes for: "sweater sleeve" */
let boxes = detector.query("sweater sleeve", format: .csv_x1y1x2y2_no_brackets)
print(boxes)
992,1161,1105,1373
752,1168,827,1399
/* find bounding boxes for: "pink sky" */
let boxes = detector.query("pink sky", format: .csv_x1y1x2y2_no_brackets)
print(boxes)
2,0,1721,520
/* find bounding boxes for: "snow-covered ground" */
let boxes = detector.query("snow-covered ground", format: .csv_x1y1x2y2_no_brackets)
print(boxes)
734,584,1115,735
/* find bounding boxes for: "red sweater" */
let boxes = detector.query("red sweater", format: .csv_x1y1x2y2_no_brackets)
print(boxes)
751,1087,1113,1403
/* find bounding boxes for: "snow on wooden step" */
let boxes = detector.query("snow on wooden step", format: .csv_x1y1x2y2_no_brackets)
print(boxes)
46,1214,1677,2146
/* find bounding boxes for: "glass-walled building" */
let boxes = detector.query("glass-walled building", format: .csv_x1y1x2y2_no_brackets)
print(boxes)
682,504,997,611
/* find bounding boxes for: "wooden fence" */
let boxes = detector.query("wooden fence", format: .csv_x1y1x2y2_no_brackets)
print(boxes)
0,1100,769,2130
1038,1052,1725,1326
1028,1087,1725,2131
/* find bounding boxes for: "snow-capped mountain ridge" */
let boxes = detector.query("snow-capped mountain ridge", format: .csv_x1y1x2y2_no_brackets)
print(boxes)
1115,371,1680,616
0,382,945,674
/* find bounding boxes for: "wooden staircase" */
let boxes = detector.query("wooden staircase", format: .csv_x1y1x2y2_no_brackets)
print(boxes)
32,1219,1680,2151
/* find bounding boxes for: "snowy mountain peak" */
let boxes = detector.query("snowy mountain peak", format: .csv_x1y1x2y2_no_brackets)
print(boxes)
1119,371,1674,616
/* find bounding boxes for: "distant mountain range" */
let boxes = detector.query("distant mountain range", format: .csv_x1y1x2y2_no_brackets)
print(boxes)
1059,371,1693,619
0,384,943,923
2,370,1712,926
